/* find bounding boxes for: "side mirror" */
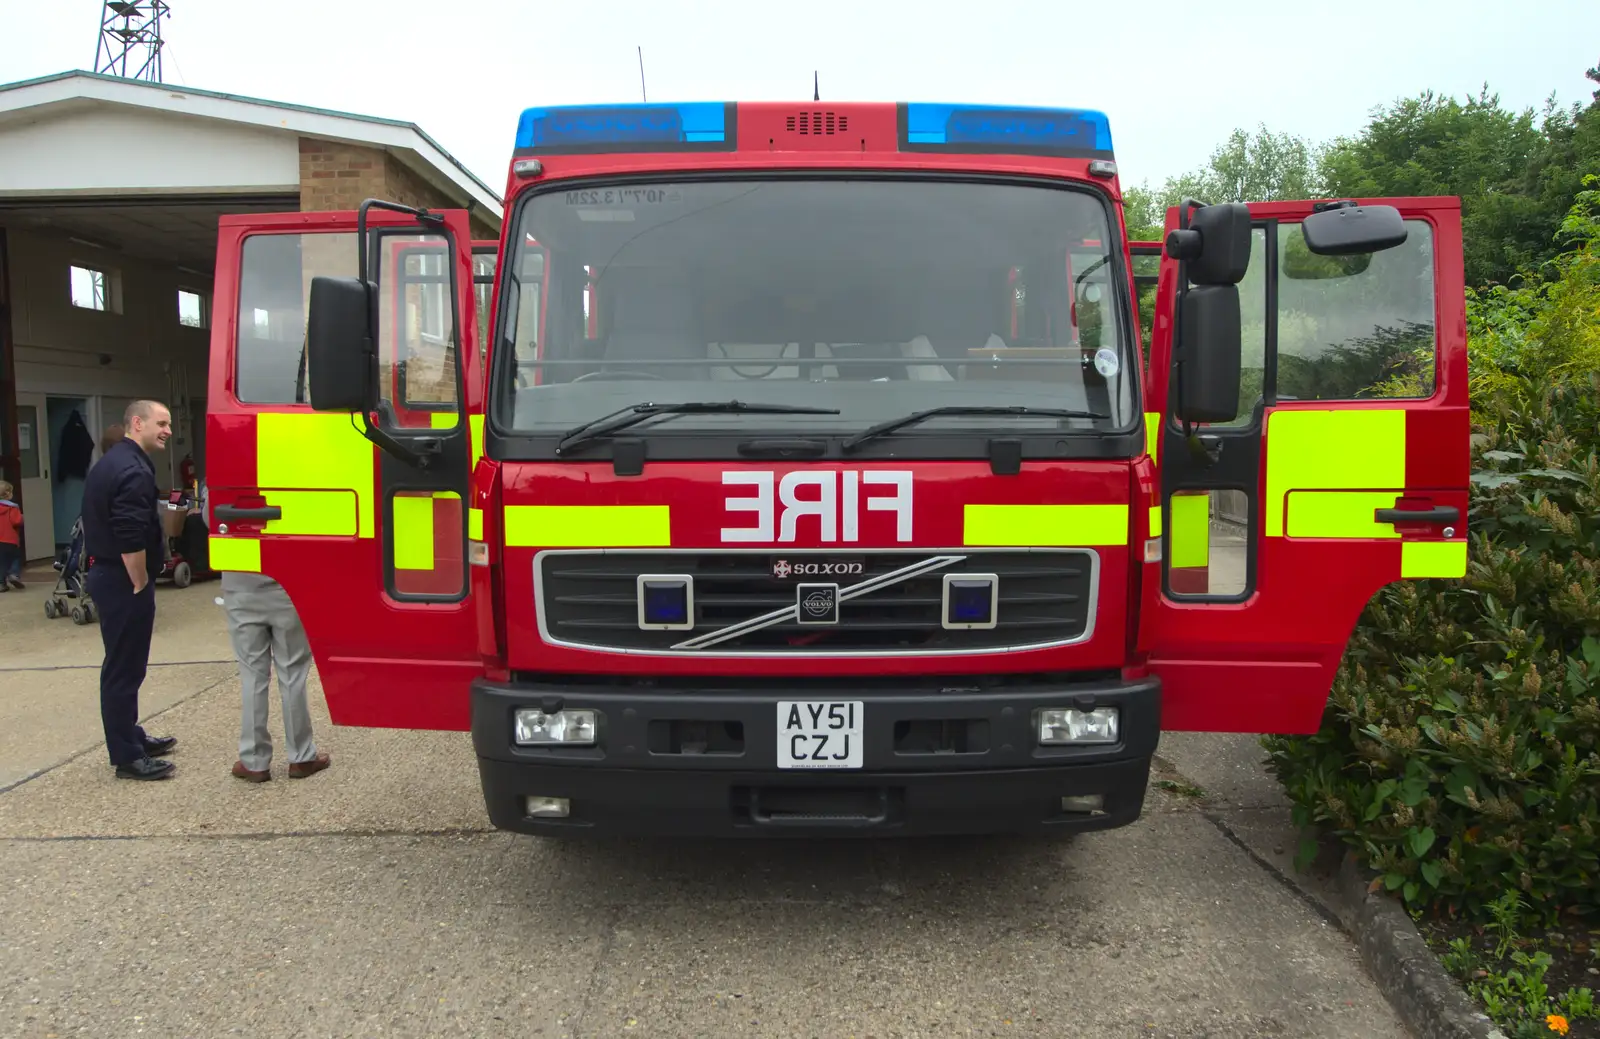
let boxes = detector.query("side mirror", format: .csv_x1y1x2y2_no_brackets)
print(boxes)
1166,200,1250,425
1301,203,1407,256
1165,201,1252,285
1176,284,1242,423
306,275,373,413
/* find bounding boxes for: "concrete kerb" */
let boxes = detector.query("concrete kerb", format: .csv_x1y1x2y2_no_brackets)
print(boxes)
1322,838,1508,1039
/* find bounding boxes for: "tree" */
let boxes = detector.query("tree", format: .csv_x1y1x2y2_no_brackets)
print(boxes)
1319,83,1596,288
1122,124,1326,240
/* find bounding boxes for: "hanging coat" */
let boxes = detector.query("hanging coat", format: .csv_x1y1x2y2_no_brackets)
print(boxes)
56,410,97,482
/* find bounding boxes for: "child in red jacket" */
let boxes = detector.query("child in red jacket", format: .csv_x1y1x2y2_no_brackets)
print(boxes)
0,480,22,590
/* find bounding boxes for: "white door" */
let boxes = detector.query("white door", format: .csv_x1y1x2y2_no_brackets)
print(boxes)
14,393,55,561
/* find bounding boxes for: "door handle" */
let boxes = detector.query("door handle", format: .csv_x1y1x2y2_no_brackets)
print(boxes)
1374,506,1458,525
214,505,282,522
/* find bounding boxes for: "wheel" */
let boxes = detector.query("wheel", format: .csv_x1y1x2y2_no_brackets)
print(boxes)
172,562,192,588
70,605,89,625
43,598,60,619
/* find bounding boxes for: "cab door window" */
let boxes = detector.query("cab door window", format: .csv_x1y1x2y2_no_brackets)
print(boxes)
1275,221,1436,402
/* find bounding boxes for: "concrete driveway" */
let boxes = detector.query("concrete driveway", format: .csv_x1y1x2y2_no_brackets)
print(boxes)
0,566,1408,1039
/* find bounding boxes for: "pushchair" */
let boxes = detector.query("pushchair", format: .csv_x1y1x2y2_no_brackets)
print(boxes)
44,516,97,625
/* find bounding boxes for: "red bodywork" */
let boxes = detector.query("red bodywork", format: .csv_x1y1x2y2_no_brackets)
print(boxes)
205,102,1468,750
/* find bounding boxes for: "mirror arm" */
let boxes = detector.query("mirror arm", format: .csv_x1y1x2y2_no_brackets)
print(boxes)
357,419,439,470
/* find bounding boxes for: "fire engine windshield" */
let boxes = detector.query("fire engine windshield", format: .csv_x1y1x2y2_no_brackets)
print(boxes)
494,178,1135,442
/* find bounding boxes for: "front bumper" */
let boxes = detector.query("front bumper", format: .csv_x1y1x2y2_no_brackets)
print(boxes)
471,674,1160,838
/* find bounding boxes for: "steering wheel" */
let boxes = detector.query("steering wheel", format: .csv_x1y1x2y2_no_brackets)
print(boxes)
571,369,667,383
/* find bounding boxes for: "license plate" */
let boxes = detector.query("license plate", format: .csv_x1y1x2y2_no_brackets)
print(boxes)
776,701,864,769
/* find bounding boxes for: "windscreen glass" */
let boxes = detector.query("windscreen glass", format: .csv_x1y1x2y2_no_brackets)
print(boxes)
495,179,1135,437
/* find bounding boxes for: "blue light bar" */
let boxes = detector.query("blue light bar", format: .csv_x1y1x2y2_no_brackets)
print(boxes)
514,102,732,153
902,103,1113,157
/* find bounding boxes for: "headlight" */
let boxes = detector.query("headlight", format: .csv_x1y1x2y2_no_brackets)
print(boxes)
1037,707,1119,745
514,708,598,746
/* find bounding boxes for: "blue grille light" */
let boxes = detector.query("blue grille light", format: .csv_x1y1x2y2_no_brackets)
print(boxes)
943,574,999,630
904,103,1113,154
515,103,727,151
637,575,694,630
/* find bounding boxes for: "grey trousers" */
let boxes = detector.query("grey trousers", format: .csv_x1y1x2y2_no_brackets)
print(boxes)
221,572,317,771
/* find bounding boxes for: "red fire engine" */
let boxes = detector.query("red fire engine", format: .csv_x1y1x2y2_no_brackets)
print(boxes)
205,102,1467,837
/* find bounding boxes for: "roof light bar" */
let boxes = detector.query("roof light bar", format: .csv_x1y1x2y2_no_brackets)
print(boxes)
513,102,734,154
901,103,1114,158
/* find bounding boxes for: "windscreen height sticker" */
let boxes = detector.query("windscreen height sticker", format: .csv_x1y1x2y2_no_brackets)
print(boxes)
1094,347,1120,378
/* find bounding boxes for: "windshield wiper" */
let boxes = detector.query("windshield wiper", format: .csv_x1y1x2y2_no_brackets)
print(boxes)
555,400,841,456
839,405,1109,453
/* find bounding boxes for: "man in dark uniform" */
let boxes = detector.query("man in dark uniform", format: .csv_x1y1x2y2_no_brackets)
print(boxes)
82,400,178,780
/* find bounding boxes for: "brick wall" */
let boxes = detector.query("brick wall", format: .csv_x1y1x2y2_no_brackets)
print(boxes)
297,138,494,226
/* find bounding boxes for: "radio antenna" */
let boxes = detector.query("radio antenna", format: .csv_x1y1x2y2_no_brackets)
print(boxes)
813,70,820,101
637,46,647,102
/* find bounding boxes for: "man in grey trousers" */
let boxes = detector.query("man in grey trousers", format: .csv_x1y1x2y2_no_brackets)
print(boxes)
222,571,331,781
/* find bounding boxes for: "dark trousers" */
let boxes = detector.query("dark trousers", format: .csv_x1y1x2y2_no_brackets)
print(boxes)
0,542,19,580
87,565,155,766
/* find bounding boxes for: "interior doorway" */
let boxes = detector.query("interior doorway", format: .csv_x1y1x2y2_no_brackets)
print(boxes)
14,392,52,561
46,396,93,552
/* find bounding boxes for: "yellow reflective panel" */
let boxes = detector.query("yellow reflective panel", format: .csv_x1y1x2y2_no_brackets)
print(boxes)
430,410,458,431
1144,412,1161,464
255,412,375,538
1286,491,1401,539
1148,505,1162,537
1264,409,1405,538
469,414,484,471
260,489,359,537
1402,541,1467,579
468,507,484,542
392,493,436,570
1169,492,1210,568
504,505,671,548
208,536,262,573
962,504,1129,547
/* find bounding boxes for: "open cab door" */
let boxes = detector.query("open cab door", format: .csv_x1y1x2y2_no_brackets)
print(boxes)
1139,197,1469,733
206,204,482,730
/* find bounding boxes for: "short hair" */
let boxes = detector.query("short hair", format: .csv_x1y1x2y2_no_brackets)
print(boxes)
125,400,166,425
0,480,12,499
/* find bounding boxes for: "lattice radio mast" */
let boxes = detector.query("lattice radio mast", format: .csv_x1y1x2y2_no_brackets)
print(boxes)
94,1,171,83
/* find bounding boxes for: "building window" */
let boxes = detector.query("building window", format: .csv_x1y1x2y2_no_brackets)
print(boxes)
179,289,207,328
70,266,107,311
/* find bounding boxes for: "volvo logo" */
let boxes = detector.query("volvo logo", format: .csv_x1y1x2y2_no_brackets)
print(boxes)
772,558,865,579
795,583,840,625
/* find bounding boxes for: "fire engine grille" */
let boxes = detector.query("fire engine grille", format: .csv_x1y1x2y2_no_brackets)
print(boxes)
785,110,850,136
534,549,1097,655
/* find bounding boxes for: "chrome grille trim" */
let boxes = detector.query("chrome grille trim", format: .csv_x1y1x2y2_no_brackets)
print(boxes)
531,547,1102,659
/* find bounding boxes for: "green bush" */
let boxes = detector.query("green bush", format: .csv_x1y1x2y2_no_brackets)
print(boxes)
1264,185,1600,922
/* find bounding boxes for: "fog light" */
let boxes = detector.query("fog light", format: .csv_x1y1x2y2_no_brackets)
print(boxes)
525,795,569,817
1060,794,1105,813
514,708,597,745
637,574,694,630
1037,707,1119,744
942,573,998,629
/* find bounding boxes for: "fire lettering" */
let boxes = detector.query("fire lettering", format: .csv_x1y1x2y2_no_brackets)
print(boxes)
720,470,913,543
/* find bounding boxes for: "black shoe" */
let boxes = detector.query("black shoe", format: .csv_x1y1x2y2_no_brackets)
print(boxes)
115,756,175,780
143,734,177,757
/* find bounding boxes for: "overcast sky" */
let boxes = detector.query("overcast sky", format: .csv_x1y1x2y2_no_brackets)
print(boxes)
6,0,1596,200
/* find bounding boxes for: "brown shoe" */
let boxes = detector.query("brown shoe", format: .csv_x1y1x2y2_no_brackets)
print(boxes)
231,760,270,783
288,752,330,779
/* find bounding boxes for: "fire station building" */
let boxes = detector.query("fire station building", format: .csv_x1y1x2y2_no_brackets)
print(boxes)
0,70,502,563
